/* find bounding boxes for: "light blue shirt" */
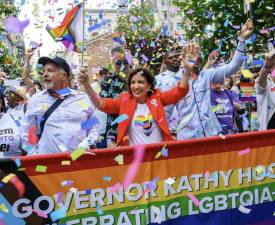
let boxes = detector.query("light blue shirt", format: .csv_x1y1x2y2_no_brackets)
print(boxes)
155,69,183,132
21,89,98,155
177,42,247,140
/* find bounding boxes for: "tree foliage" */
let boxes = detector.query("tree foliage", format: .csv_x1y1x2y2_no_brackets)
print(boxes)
115,3,176,75
173,0,275,61
0,0,23,79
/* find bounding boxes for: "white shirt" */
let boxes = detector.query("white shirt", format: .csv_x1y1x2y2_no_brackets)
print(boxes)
155,69,183,133
21,89,99,155
176,42,247,140
6,103,25,123
0,113,21,157
91,82,107,134
255,75,275,130
128,103,163,145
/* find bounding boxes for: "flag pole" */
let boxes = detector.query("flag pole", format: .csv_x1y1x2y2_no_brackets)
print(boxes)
81,0,85,69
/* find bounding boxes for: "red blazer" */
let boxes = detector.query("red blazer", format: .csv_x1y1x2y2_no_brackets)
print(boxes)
99,82,189,145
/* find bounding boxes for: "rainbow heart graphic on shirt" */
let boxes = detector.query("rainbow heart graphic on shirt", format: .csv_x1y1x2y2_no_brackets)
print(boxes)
134,114,153,132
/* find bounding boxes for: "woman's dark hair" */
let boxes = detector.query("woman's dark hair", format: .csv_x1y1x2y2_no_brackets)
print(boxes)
127,67,156,96
0,92,6,113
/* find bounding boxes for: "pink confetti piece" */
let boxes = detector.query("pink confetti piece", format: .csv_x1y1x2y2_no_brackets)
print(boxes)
10,176,25,198
204,171,210,179
238,148,251,156
260,29,269,34
187,192,200,206
271,70,275,77
122,145,145,188
32,209,48,218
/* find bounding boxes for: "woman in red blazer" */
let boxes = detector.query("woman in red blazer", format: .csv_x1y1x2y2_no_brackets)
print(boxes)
80,44,197,146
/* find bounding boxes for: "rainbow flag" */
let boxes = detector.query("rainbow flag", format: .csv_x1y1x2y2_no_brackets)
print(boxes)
47,3,84,53
240,82,256,101
0,130,275,224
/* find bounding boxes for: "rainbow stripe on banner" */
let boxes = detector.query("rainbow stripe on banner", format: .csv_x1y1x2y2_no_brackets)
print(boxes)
0,130,275,224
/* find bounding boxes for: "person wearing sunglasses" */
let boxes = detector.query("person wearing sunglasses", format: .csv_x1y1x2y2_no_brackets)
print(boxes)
99,46,130,147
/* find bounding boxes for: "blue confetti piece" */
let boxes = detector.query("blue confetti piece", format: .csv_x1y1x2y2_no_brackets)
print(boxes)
162,148,168,157
245,33,256,45
0,182,3,188
88,23,102,32
15,158,21,167
85,189,92,195
98,10,104,20
204,113,210,119
162,24,168,36
50,206,66,222
211,172,218,182
23,145,34,152
243,62,249,69
110,114,128,126
150,41,155,48
240,55,248,60
112,37,124,45
81,117,99,130
224,20,229,28
251,59,264,66
189,60,197,64
174,76,181,81
14,120,21,127
103,176,112,181
56,88,71,96
96,205,103,215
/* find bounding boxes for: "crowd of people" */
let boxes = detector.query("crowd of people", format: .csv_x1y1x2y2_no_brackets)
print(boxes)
1,19,275,157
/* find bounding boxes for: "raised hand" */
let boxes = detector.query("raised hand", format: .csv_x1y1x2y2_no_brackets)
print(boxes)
240,19,254,40
25,43,42,61
208,50,218,65
78,69,90,87
25,48,35,60
263,50,275,71
182,42,201,75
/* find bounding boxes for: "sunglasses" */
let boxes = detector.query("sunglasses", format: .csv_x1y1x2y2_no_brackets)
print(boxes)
115,60,129,66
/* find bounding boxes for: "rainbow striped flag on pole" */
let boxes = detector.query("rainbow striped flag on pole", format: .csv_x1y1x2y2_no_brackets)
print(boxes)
47,3,84,53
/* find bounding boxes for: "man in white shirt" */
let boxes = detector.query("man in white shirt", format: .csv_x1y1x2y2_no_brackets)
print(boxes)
255,50,275,130
155,49,183,135
169,20,253,140
21,56,99,155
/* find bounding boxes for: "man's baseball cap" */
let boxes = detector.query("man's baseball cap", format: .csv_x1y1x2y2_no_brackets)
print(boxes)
38,56,71,76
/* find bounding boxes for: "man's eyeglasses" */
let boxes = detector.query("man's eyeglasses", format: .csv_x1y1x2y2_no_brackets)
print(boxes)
115,60,129,66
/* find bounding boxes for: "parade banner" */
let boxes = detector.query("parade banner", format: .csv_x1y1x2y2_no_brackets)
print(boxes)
0,130,275,225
